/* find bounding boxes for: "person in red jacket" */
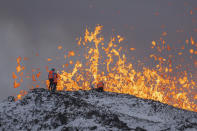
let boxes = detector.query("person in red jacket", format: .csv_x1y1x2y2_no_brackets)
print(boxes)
48,68,55,91
96,81,104,92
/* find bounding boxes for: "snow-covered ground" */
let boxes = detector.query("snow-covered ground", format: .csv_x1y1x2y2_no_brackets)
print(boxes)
0,88,197,131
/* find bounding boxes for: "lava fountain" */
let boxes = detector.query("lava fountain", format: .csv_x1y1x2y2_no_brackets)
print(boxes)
13,25,197,112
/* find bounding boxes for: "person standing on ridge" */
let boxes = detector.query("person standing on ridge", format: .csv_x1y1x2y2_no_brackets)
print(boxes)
48,68,56,91
96,81,104,92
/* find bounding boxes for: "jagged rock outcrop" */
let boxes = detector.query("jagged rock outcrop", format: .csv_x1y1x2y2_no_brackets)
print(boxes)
0,88,197,131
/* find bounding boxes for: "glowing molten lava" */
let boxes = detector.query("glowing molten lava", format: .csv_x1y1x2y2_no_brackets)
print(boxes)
13,25,197,112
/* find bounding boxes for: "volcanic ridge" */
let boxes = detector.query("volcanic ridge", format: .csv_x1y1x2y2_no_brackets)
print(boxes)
0,88,197,131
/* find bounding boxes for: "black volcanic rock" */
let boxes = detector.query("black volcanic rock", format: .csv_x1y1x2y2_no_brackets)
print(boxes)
0,88,197,131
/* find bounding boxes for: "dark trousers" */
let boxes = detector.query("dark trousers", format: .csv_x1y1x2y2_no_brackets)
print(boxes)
95,87,103,92
49,79,54,91
53,82,57,92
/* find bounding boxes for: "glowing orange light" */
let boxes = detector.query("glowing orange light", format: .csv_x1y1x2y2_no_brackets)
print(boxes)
190,49,194,54
36,72,41,79
162,32,167,36
58,46,63,50
47,58,52,61
14,80,20,88
12,72,18,79
68,51,75,57
17,94,22,100
130,48,136,51
32,74,36,81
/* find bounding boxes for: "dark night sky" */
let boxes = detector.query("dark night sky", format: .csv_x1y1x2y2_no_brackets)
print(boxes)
0,0,197,99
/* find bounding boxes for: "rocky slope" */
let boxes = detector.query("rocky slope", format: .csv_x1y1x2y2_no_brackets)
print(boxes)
0,88,197,131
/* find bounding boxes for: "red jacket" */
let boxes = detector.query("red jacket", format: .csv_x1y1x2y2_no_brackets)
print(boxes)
97,81,104,88
48,70,54,79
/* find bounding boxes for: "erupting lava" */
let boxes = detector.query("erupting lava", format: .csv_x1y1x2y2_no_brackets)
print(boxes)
13,25,197,112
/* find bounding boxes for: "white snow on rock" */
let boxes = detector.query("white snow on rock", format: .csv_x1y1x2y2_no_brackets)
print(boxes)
0,88,197,131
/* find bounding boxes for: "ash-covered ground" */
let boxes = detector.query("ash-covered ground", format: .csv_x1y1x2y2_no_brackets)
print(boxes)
0,88,197,131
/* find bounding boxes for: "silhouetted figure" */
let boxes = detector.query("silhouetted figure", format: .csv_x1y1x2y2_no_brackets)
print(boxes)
96,81,104,92
48,68,57,91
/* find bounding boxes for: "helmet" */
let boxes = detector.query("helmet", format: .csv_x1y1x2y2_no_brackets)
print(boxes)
51,68,55,71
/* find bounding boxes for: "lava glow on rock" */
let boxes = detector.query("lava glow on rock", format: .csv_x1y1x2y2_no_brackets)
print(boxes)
13,25,197,112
